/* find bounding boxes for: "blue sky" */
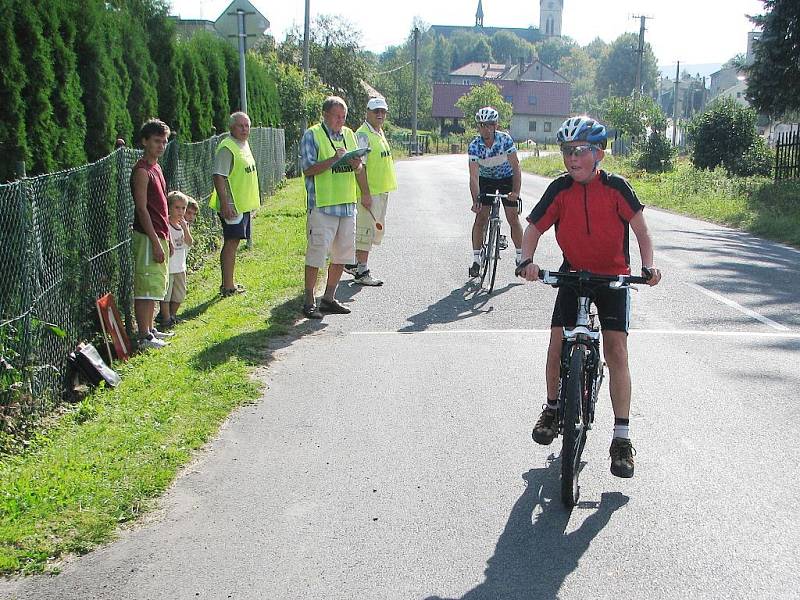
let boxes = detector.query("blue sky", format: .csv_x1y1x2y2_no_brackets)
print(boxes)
169,0,765,66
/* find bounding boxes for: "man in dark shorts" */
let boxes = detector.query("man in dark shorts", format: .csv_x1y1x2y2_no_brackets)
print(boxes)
210,112,260,296
468,106,524,278
518,115,662,479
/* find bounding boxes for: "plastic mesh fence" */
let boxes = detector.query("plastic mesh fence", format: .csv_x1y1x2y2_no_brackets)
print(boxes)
0,128,285,436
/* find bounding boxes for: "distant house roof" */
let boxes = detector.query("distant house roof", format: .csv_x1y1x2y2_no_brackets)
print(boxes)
450,62,508,78
449,59,569,84
432,81,571,119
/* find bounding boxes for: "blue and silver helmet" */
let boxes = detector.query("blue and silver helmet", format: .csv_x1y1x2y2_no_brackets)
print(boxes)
556,116,607,149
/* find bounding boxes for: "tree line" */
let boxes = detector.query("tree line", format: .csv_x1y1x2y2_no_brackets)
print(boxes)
0,0,290,182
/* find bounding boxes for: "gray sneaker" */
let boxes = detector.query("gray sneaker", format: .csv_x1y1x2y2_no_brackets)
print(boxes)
354,270,383,286
344,264,358,276
150,328,175,340
610,437,636,478
532,405,558,445
138,335,168,350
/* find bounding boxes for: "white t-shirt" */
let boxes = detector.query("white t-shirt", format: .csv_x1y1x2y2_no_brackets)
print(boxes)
167,222,190,274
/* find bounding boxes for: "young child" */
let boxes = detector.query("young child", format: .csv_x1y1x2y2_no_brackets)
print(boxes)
159,191,195,328
184,197,199,226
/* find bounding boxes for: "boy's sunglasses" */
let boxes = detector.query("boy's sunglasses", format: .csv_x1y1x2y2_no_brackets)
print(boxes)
561,144,600,157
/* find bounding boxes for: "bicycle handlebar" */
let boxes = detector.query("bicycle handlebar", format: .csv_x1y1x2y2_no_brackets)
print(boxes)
514,262,651,285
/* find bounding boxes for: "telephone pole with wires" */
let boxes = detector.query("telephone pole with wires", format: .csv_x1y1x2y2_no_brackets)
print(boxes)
632,15,653,99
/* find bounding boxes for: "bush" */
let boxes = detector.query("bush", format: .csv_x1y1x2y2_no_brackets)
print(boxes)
728,136,774,177
687,97,768,177
634,131,674,172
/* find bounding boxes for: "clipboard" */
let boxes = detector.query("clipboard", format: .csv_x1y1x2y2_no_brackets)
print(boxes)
331,147,370,169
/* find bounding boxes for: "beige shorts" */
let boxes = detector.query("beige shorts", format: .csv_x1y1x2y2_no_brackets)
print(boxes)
164,271,187,303
355,193,389,252
305,208,356,269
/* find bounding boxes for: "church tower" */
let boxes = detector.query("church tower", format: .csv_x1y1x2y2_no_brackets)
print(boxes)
476,0,484,28
539,0,563,37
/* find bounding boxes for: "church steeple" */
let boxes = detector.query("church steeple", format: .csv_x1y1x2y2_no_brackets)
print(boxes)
476,0,484,27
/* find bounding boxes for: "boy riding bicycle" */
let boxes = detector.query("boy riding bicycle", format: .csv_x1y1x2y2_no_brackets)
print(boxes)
517,116,662,478
468,107,524,278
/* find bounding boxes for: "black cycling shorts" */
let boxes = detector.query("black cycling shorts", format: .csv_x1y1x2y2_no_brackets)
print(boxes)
478,176,518,207
551,281,631,333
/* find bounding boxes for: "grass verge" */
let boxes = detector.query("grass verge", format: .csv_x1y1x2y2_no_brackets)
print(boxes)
0,178,308,575
520,154,800,248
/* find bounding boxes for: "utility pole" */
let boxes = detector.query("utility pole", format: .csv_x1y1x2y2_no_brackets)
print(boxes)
236,9,248,113
631,15,652,99
299,0,310,174
412,26,419,155
672,61,680,146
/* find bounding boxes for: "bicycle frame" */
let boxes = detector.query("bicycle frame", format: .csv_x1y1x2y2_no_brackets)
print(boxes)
536,269,648,506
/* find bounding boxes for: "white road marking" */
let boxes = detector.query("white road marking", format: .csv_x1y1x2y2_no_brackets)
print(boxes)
685,282,790,331
352,329,800,338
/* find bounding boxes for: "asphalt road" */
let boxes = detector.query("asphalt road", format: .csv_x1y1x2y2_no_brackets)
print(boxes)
3,154,800,600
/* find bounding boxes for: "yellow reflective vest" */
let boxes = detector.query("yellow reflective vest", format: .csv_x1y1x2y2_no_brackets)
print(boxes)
356,123,397,194
309,124,358,207
209,137,260,213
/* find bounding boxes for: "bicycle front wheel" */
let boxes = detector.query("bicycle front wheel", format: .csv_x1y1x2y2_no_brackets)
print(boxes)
480,221,495,287
487,221,501,293
561,347,588,507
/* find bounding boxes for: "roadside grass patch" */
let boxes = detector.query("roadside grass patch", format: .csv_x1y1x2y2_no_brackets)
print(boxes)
0,178,308,575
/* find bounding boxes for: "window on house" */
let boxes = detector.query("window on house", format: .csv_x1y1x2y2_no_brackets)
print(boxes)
505,95,513,103
544,122,552,132
736,92,742,98
528,95,537,105
529,121,537,132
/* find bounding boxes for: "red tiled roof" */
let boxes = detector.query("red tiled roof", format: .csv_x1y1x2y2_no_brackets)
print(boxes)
431,81,571,118
450,62,508,78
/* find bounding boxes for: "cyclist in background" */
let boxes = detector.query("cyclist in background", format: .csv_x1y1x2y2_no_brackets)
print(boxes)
468,107,524,278
517,116,662,479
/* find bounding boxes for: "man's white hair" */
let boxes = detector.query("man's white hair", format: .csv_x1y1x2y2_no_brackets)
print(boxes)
228,111,251,130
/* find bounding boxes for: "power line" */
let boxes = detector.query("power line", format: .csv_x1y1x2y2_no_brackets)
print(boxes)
373,61,412,76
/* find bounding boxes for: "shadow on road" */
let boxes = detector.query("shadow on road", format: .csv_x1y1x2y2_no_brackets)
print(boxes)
422,457,629,600
399,282,522,332
191,295,328,370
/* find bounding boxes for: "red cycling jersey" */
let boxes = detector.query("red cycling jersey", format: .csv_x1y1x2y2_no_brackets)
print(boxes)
527,170,644,276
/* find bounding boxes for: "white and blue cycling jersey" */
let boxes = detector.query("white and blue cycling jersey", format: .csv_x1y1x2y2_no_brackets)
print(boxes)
468,131,517,179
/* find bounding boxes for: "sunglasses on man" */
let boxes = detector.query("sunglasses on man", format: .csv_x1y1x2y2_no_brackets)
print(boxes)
560,144,601,157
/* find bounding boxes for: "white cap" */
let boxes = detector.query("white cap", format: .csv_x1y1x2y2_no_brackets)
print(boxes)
367,97,388,111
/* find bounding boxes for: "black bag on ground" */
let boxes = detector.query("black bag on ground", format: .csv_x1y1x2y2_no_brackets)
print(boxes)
68,342,121,388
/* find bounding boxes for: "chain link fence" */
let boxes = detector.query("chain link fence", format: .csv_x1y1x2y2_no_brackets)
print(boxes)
0,128,285,440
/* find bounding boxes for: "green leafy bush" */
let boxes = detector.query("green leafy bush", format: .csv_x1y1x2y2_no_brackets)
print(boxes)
634,131,675,172
687,97,771,177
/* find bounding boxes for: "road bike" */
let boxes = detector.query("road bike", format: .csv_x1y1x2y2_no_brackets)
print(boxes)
515,266,650,507
478,190,522,293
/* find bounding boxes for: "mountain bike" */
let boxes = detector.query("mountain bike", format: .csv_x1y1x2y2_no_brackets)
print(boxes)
478,191,521,293
515,266,651,507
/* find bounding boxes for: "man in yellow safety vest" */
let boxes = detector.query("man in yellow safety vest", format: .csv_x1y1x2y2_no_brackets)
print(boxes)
210,112,260,297
344,96,398,286
299,96,371,319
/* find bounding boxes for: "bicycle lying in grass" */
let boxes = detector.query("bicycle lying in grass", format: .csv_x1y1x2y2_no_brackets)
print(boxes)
476,190,522,293
515,265,652,507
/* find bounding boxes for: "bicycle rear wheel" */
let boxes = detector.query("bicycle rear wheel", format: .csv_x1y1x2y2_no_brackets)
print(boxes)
487,221,501,292
560,347,588,507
